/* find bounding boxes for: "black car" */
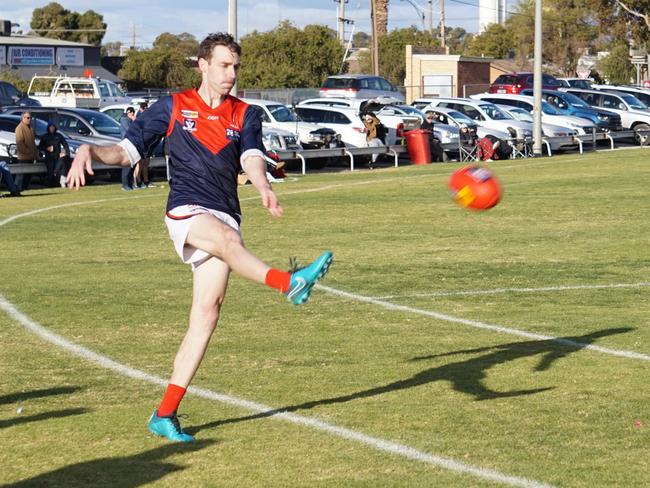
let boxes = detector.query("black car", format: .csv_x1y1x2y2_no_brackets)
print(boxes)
520,89,622,132
0,81,40,108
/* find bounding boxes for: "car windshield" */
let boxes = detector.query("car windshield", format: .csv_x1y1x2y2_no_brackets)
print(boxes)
620,94,647,110
560,92,590,108
268,105,299,122
82,111,121,136
541,101,563,115
508,108,533,122
446,110,475,125
480,104,511,120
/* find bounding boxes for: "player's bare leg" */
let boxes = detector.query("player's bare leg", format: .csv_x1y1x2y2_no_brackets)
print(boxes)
148,256,229,442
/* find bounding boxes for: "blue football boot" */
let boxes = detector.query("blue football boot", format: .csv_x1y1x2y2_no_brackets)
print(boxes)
147,410,194,443
286,251,333,305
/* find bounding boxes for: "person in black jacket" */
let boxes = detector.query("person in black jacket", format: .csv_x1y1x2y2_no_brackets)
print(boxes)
38,123,69,187
420,111,445,162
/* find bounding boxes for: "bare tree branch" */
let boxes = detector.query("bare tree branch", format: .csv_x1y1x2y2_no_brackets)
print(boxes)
616,0,650,30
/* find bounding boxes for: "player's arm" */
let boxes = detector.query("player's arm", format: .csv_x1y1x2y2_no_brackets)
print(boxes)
242,154,283,218
66,144,129,190
66,97,172,190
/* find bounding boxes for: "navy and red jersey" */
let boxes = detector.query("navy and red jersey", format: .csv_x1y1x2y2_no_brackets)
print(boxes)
121,89,265,223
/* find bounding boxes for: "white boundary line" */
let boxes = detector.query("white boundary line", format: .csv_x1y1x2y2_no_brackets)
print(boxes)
0,190,557,488
372,282,650,299
316,284,650,362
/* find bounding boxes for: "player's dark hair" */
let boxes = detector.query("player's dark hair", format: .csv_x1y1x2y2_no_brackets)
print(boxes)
198,33,241,61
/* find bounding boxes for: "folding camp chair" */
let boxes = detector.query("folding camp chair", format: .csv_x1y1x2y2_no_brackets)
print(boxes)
458,128,481,162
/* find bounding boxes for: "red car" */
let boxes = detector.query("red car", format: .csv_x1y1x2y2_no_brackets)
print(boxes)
488,72,562,94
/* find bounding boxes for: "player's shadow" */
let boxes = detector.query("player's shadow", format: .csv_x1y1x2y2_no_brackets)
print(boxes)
0,386,82,405
0,386,88,430
6,440,215,488
188,327,633,434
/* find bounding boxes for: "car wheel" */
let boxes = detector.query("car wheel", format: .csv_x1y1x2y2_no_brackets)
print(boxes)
633,123,650,144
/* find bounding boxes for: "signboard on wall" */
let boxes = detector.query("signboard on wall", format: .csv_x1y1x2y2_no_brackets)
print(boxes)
8,46,55,65
56,47,84,66
423,75,453,98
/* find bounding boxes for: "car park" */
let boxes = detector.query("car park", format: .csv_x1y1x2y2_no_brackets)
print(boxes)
488,72,562,94
0,81,40,108
557,78,593,89
319,74,405,102
494,105,579,151
519,89,622,132
592,84,650,107
471,93,596,134
562,88,650,140
415,105,510,141
242,98,340,151
412,97,533,139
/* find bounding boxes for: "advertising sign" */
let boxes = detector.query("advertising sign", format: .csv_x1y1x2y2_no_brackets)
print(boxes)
56,47,84,66
9,46,55,65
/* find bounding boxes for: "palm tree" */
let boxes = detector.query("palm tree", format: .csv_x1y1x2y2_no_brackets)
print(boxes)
375,0,389,36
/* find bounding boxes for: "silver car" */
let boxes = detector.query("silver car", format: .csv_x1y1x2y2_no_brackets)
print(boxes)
319,75,405,102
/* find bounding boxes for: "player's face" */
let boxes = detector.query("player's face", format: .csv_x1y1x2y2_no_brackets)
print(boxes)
201,45,239,96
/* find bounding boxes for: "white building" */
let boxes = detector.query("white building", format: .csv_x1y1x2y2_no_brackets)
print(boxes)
478,0,507,34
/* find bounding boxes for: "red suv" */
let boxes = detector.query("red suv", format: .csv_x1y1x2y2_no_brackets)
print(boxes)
488,72,562,94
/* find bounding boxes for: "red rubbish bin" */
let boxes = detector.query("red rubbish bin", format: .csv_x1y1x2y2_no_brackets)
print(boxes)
404,129,431,165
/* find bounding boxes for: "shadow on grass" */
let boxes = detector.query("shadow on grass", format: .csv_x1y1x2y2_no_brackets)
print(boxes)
6,440,215,488
0,407,90,430
188,327,633,434
0,386,82,405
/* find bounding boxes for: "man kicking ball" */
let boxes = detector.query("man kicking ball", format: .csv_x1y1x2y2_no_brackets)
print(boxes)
66,32,333,442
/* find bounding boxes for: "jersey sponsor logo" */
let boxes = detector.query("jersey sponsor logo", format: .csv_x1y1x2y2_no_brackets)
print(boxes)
226,127,240,140
181,109,199,119
183,119,197,132
207,115,219,120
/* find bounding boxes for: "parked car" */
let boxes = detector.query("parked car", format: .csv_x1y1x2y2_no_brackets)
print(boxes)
242,98,340,150
562,88,650,141
293,104,367,148
494,105,579,151
27,75,132,109
557,78,593,89
2,106,122,143
413,97,533,139
519,89,622,132
413,103,511,140
0,81,40,108
489,72,562,94
319,74,405,102
99,102,144,122
592,84,650,107
0,114,81,166
471,93,597,135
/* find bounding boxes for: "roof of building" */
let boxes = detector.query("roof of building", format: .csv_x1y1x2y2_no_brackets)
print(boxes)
0,65,120,82
0,34,92,47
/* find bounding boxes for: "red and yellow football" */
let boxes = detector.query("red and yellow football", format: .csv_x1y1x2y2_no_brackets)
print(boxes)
448,165,502,211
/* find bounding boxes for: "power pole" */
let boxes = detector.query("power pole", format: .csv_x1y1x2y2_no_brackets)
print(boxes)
440,0,446,51
428,0,433,35
229,0,238,95
371,0,379,75
131,23,136,49
334,0,350,44
532,0,543,156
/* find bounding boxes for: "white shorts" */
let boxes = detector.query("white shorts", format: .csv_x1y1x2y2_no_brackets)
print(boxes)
164,205,241,271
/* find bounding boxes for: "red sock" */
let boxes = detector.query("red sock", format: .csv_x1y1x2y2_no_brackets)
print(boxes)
265,268,291,293
157,384,187,417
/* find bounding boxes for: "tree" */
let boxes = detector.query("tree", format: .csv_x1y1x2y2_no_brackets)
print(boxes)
599,43,635,83
119,33,200,90
30,2,106,45
238,21,346,89
464,24,514,58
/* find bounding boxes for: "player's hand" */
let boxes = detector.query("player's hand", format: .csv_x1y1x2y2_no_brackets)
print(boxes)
260,187,283,217
66,145,94,190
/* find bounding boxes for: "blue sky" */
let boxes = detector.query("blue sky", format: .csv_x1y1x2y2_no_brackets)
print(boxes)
6,1,514,48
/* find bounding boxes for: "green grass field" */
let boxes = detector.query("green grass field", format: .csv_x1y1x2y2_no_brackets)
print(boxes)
2,150,650,487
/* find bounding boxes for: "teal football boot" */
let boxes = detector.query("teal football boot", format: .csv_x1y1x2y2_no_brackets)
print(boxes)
286,251,333,305
147,410,194,443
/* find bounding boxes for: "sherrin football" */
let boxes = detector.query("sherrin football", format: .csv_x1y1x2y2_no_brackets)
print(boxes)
448,165,502,211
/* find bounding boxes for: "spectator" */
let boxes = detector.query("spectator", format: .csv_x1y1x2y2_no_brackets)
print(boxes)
0,160,21,197
38,123,69,187
134,102,153,188
14,111,37,191
119,107,137,191
420,111,445,162
362,112,386,168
